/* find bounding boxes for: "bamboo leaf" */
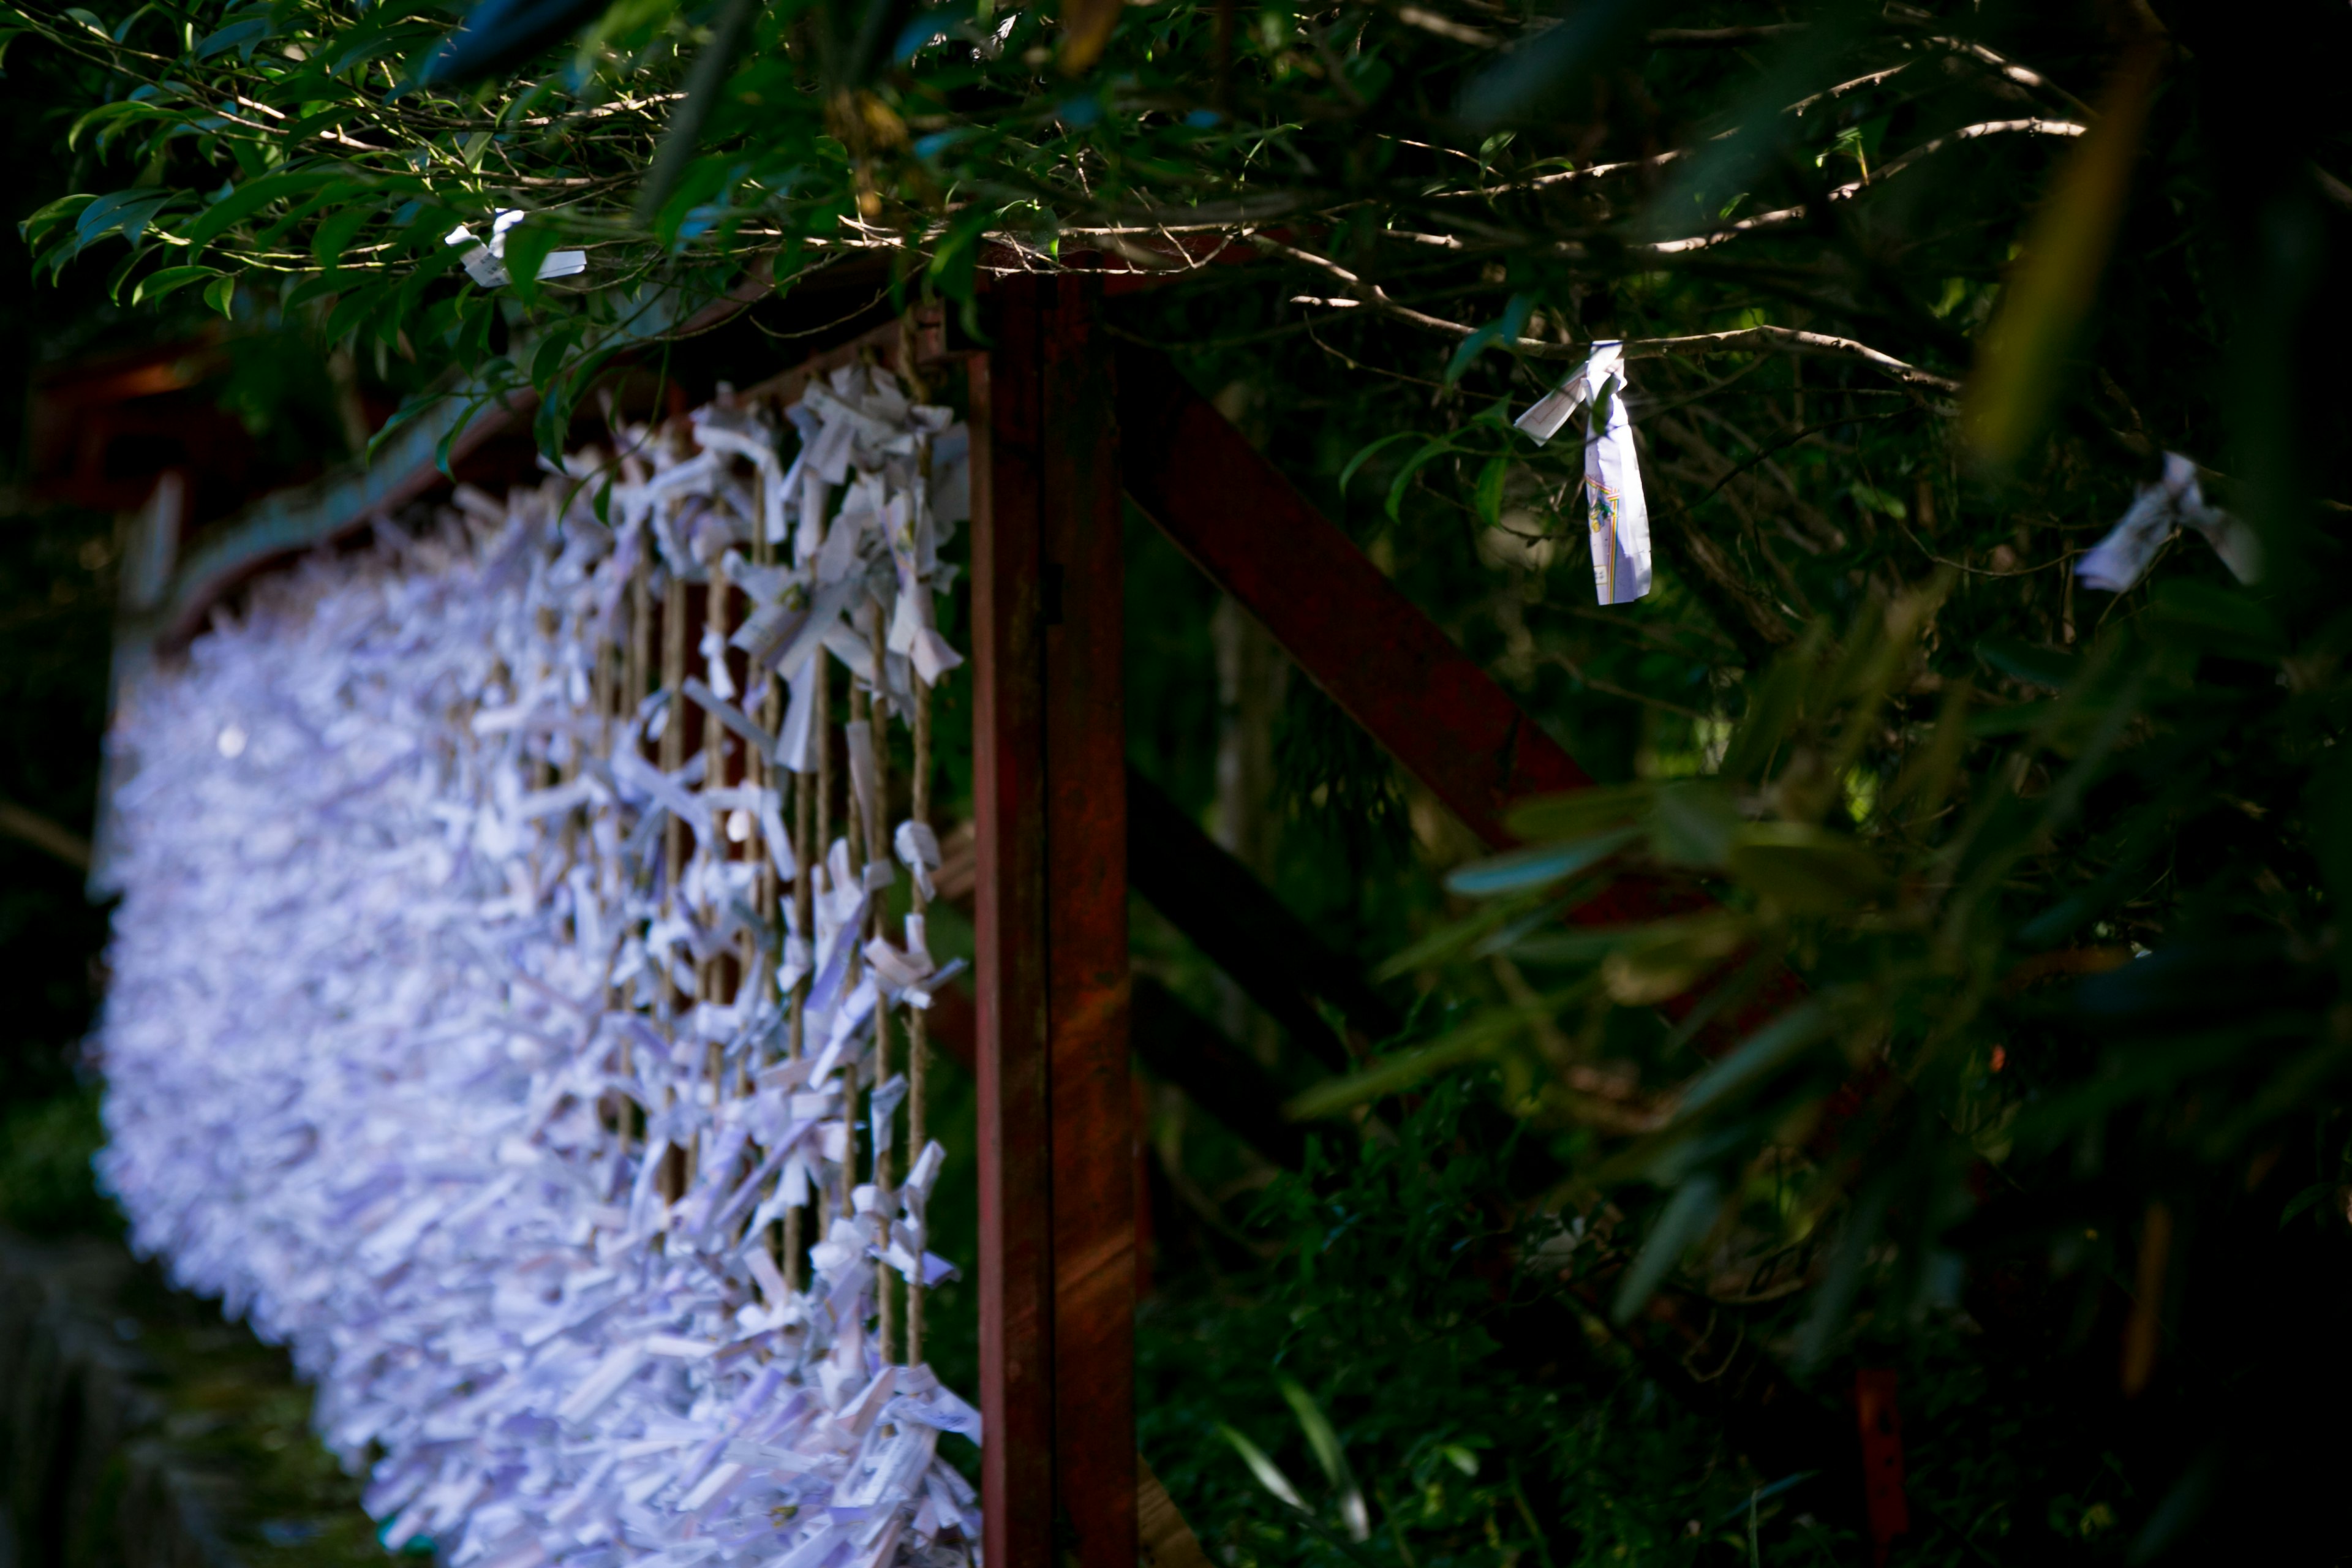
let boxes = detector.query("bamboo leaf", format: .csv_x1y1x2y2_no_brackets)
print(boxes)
1610,1172,1723,1324
1727,824,1885,914
1276,1379,1369,1540
1217,1424,1308,1511
1446,826,1638,897
1501,782,1652,842
1672,1001,1831,1125
1284,990,1585,1121
1961,40,2163,467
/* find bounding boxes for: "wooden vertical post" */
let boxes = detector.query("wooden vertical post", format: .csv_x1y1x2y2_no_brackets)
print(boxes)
972,274,1136,1568
1040,277,1136,1568
972,277,1058,1568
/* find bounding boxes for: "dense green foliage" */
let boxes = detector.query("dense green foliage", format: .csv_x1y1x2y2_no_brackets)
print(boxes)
13,0,2352,1559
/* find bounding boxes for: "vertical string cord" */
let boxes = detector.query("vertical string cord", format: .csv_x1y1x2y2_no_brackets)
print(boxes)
842,658,869,1306
660,571,688,928
702,564,730,1144
589,580,619,1143
893,333,938,1370
620,551,652,1145
811,657,834,1262
783,657,815,1292
659,564,688,1202
906,666,932,1365
867,609,895,1364
763,722,793,1276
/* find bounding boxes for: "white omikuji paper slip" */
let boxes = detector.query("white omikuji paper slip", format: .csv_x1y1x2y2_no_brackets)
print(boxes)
2076,450,2262,592
94,364,981,1568
1513,340,1654,605
445,207,590,288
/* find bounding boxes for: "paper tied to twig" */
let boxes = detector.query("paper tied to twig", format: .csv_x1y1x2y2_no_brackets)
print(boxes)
2077,451,2261,592
442,208,587,289
1513,340,1654,606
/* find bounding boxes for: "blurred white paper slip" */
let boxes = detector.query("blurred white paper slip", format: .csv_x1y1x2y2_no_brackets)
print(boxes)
2078,451,2262,592
1513,340,1654,606
442,208,587,290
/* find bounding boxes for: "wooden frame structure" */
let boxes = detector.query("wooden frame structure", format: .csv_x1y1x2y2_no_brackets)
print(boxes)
119,260,1821,1568
959,279,1816,1567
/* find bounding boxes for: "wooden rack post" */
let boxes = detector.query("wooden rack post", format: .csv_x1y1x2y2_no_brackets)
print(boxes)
971,274,1136,1568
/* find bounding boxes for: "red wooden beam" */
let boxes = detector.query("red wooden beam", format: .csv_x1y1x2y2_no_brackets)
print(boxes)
1115,346,1591,852
971,277,1136,1568
1116,345,1727,951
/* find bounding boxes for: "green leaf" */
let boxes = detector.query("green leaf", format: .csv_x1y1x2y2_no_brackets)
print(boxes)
1473,453,1508,528
1611,1172,1723,1323
1384,436,1453,522
529,322,585,390
1498,924,1643,967
1444,292,1532,384
1337,429,1423,497
325,277,396,344
67,99,171,153
633,0,760,227
2143,578,2285,664
1794,1178,1891,1370
1373,900,1524,982
366,389,453,465
1457,0,1643,132
2278,1183,2331,1230
1977,634,2082,690
72,189,173,251
1446,826,1638,897
194,15,273,59
1962,42,2162,466
1276,1380,1369,1540
1217,1424,1308,1511
1649,780,1741,867
186,168,341,254
924,206,997,304
1502,782,1652,842
505,219,576,306
1672,1001,1831,1125
1716,631,1825,784
312,203,376,274
1727,823,1886,913
132,264,222,304
202,274,236,317
21,192,97,243
1284,992,1582,1120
